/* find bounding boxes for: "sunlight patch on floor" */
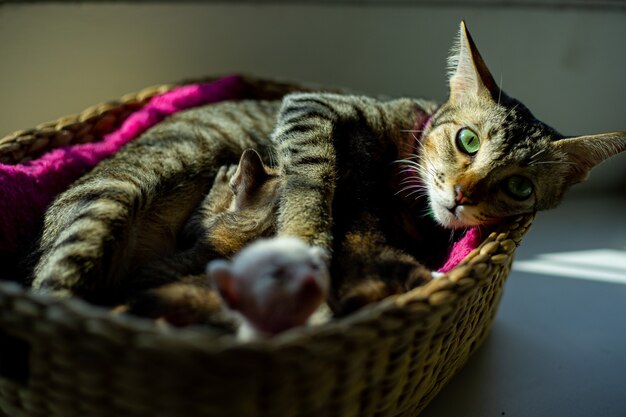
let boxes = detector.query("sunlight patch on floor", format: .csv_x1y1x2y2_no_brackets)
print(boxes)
513,249,626,284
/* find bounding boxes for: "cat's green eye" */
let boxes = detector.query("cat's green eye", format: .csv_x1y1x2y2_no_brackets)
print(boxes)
456,128,480,155
505,175,533,200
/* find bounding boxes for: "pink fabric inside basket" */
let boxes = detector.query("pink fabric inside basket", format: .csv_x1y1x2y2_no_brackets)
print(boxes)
0,76,246,255
438,227,482,272
0,75,480,272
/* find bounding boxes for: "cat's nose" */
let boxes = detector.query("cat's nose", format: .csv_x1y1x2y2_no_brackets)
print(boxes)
454,185,474,206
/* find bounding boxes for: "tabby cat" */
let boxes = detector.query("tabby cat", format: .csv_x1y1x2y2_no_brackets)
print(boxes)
31,22,626,318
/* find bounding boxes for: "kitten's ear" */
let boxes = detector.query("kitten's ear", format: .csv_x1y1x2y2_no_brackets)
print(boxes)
231,149,270,195
554,132,626,184
448,21,500,103
207,260,239,309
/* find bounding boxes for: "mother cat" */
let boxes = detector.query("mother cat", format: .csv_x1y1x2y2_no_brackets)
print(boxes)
31,22,626,315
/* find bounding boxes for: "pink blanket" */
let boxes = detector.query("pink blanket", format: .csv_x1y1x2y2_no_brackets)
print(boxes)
0,75,479,272
1,76,245,256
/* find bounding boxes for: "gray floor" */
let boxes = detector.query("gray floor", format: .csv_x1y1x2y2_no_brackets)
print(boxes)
421,196,626,417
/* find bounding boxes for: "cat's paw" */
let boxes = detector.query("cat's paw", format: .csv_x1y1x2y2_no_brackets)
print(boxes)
337,279,389,317
430,271,445,280
214,164,236,185
125,282,238,331
337,264,433,316
404,264,434,289
33,280,74,299
203,164,238,212
212,164,237,190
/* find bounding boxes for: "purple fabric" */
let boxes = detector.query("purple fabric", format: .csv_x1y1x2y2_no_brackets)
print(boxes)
1,74,480,272
438,227,482,272
0,75,246,253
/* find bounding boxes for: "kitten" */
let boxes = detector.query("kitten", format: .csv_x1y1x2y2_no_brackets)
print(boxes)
123,149,282,325
32,21,626,316
207,236,330,340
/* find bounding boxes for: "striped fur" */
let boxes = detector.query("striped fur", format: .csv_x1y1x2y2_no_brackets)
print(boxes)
124,151,282,325
32,100,280,304
32,22,626,318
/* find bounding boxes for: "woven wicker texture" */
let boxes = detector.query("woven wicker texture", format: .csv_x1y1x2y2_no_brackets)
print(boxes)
0,75,320,165
0,78,533,417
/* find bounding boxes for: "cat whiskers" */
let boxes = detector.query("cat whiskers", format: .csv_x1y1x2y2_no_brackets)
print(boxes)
398,177,423,186
409,132,441,178
529,160,576,167
504,103,520,121
393,160,430,199
395,176,429,198
529,148,546,160
409,132,425,146
393,159,429,176
526,148,546,166
418,207,435,220
397,167,430,182
448,229,456,246
527,149,576,167
403,186,429,198
418,153,440,181
399,164,434,186
407,140,438,179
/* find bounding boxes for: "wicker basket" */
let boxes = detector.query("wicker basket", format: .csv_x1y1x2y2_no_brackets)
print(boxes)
0,76,533,417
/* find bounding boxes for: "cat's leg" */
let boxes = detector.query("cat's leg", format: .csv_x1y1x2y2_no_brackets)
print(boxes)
269,94,429,315
31,177,150,300
199,164,237,214
272,93,422,252
272,94,356,250
32,163,216,303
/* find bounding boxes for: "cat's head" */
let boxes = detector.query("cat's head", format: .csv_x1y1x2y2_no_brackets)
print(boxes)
419,21,626,229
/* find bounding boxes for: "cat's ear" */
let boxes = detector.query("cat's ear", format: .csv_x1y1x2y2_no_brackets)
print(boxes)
554,132,626,184
448,21,500,103
231,148,270,195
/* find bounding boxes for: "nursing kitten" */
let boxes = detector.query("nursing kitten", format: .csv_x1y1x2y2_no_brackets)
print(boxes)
32,22,626,316
125,149,282,325
131,148,282,290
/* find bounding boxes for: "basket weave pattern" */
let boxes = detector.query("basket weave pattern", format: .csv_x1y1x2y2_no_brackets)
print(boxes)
0,79,533,417
0,86,172,165
0,75,318,165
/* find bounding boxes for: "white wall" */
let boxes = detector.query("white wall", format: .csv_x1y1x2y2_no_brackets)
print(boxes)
1,3,624,194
